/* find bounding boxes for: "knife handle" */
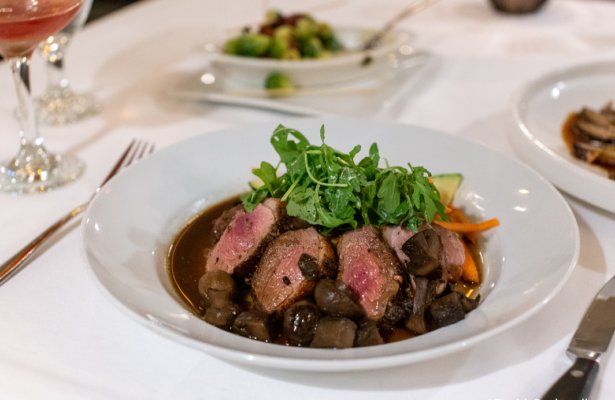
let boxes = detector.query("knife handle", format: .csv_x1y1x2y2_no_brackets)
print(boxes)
542,357,599,400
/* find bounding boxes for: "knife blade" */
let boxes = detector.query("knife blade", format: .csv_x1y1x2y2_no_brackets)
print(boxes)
542,275,615,400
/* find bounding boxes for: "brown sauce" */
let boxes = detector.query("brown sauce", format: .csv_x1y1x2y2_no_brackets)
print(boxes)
168,196,243,314
168,195,483,346
561,112,577,151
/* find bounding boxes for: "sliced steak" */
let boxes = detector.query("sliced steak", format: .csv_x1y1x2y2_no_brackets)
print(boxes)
252,227,336,314
336,226,402,320
386,224,466,283
212,204,243,241
381,225,414,266
205,198,283,275
433,225,465,282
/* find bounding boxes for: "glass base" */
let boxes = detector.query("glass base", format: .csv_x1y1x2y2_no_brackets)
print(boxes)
0,151,85,194
36,87,101,126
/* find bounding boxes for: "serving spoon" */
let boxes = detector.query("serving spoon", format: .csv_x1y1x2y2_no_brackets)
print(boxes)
362,0,441,52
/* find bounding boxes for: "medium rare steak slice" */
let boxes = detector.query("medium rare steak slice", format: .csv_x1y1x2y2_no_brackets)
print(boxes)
384,224,466,282
252,227,336,314
205,198,282,275
433,225,465,282
212,204,243,242
337,226,401,320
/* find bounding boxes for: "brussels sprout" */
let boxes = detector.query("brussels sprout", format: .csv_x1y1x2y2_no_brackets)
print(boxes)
294,17,317,38
283,48,301,60
317,23,334,42
319,25,343,52
273,25,293,42
322,36,344,52
222,38,240,55
264,72,295,90
233,34,271,57
300,36,324,58
223,11,343,60
269,37,288,59
265,9,283,25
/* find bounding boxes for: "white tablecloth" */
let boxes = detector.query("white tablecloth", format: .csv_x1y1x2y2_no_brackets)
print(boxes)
1,0,614,398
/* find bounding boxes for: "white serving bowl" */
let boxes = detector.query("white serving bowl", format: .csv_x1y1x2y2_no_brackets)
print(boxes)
82,117,578,372
211,27,412,87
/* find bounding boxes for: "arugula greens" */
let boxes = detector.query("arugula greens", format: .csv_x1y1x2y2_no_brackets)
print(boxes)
241,124,447,233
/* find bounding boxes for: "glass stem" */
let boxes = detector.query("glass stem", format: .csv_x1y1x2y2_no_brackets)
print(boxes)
8,55,52,183
47,51,67,90
10,56,42,147
43,34,72,91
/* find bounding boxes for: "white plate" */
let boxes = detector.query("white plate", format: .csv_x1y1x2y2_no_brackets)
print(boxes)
82,117,579,372
170,50,434,117
510,59,615,213
212,27,411,87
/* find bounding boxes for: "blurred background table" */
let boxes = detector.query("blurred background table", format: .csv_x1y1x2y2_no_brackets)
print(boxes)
0,0,614,399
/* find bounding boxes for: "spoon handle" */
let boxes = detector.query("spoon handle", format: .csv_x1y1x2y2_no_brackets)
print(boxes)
363,0,440,51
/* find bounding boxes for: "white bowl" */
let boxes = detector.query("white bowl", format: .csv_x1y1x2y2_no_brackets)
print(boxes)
82,117,579,372
211,27,412,87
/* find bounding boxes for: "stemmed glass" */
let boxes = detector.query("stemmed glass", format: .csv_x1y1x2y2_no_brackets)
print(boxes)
36,0,100,125
0,0,85,194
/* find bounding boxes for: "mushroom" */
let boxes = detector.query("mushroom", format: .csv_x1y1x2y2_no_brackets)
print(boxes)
232,311,273,342
310,317,357,348
313,279,363,319
282,300,320,346
401,228,443,277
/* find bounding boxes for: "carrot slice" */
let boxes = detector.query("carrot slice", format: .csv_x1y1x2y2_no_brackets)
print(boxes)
433,218,500,233
446,207,467,223
462,242,479,283
446,207,476,242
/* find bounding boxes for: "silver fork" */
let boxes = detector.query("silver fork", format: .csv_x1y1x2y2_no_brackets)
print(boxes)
0,139,155,286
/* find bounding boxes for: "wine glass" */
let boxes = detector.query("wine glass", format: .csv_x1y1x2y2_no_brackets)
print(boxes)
0,0,85,194
37,0,100,125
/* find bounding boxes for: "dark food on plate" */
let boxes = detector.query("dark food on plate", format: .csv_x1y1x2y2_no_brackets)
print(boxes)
562,102,615,180
223,10,343,60
168,125,499,348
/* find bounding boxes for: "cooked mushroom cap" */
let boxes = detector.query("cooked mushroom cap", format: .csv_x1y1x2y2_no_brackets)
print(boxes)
282,300,320,345
310,317,357,348
232,311,273,342
313,279,363,319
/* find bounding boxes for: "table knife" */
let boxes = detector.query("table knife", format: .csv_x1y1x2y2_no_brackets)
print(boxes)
542,275,615,400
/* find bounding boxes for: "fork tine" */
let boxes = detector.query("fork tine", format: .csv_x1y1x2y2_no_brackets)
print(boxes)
146,142,156,155
125,140,155,167
99,140,154,188
132,140,154,162
99,140,136,186
122,140,143,169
